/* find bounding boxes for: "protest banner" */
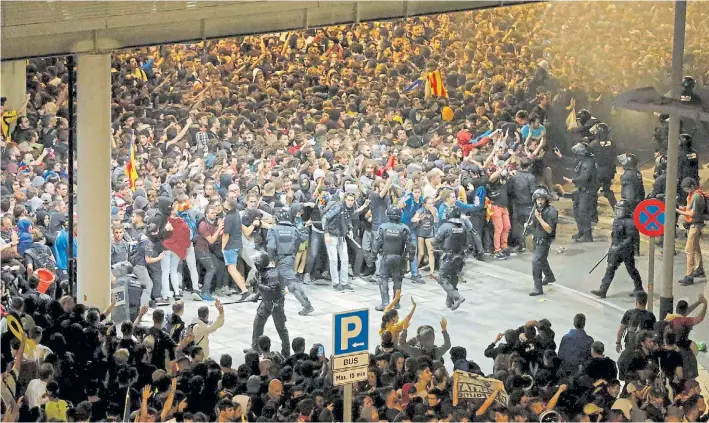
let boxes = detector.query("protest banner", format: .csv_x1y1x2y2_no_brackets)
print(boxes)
452,370,508,407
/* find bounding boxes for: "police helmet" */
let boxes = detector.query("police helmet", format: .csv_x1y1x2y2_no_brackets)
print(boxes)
615,199,632,216
251,251,271,271
275,207,292,224
679,133,692,148
658,113,670,122
576,109,591,125
618,153,637,169
595,122,610,140
386,205,402,223
444,205,461,221
532,188,551,202
681,76,697,91
571,142,589,156
656,155,667,173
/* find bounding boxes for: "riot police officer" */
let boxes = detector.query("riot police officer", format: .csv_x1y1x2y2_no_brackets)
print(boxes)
266,207,314,316
588,123,618,209
652,114,669,154
251,251,290,357
564,141,597,243
432,206,467,310
572,109,600,140
619,153,645,255
527,187,558,296
508,158,537,252
373,206,414,311
678,134,699,206
591,200,644,298
649,155,668,200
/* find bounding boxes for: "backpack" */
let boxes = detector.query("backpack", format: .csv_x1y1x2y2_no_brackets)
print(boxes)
178,210,199,241
25,245,56,272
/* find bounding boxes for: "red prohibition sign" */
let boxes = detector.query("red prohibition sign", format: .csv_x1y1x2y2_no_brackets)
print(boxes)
633,198,666,237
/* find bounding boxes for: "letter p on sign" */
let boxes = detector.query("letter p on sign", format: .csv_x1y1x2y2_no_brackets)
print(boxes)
333,309,369,356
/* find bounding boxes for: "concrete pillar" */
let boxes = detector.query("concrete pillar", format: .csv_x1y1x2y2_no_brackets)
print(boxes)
76,54,112,311
0,60,27,131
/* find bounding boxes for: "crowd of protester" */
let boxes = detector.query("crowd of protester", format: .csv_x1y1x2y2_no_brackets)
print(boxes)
2,1,709,421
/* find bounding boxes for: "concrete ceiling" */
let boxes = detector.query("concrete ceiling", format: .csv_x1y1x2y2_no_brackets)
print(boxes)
1,1,534,60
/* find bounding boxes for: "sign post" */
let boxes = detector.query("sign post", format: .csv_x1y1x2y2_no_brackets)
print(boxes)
332,309,370,422
634,198,666,313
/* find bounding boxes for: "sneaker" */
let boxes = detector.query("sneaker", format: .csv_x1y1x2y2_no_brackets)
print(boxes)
692,268,706,279
542,278,556,286
333,284,345,292
375,303,387,311
155,297,170,306
199,293,214,301
298,305,315,316
148,300,157,308
302,274,312,285
366,275,379,284
191,292,203,301
410,276,425,285
494,252,509,260
450,297,466,311
679,277,695,286
628,289,646,297
590,289,607,298
528,290,544,297
342,284,355,292
238,291,253,302
174,292,182,300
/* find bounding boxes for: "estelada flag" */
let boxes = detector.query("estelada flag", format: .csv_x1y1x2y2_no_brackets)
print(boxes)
426,70,448,98
125,130,138,190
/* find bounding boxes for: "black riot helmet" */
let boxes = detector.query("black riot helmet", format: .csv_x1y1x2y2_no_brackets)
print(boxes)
658,113,670,122
656,155,668,174
443,205,461,221
576,109,592,125
532,187,551,210
614,199,632,218
595,122,610,140
251,251,272,271
679,133,692,148
275,207,292,224
618,153,638,169
571,142,590,157
681,76,697,91
386,205,402,223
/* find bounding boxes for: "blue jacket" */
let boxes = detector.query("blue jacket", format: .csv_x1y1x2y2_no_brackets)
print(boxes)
558,328,594,376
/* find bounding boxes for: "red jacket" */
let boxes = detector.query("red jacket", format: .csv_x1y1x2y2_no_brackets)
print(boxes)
163,216,191,260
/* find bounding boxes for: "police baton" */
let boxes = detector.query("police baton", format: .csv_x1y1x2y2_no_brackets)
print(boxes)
588,252,609,274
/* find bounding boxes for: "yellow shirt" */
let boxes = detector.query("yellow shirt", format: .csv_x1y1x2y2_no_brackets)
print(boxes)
2,110,18,140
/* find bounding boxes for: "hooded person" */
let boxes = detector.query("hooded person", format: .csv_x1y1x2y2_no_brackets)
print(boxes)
16,217,35,255
398,324,451,361
217,173,234,199
34,211,57,247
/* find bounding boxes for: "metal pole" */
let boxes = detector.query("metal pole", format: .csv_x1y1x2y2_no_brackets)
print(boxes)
660,0,686,320
67,55,76,297
648,237,655,313
343,383,353,422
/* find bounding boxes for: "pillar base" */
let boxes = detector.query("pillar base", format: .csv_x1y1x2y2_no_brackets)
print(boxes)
659,296,674,320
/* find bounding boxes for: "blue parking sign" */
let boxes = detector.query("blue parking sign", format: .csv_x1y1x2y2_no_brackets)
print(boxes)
333,309,369,356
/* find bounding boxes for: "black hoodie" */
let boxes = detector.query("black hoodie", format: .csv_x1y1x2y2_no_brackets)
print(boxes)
147,196,173,253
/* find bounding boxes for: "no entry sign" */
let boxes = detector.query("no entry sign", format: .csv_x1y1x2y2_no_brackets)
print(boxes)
633,198,666,237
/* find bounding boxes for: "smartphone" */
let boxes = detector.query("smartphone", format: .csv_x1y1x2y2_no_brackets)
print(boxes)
317,345,325,357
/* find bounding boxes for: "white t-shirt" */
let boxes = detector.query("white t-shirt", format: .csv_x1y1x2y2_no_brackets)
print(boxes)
25,378,47,409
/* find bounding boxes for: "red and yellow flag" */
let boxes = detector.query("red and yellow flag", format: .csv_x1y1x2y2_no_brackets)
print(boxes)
426,70,448,98
126,130,138,190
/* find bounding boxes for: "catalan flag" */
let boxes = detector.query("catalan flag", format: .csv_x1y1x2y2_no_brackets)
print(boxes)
426,69,448,98
125,130,138,190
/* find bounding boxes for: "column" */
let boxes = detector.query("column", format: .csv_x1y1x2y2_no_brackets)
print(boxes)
0,60,27,129
76,54,112,311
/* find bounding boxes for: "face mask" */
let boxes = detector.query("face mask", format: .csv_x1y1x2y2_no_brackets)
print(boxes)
328,187,338,195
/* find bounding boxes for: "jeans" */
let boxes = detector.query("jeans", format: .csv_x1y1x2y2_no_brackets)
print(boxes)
305,229,326,276
183,243,200,291
408,227,419,277
491,204,511,253
195,248,226,293
133,264,153,307
240,239,258,286
160,250,182,298
325,234,349,286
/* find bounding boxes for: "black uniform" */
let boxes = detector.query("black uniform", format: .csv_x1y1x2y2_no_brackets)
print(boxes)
373,222,413,310
267,221,313,314
432,215,467,310
652,116,669,154
619,155,645,255
508,169,536,250
252,265,290,356
571,146,597,242
529,202,558,296
678,145,699,206
592,205,644,298
589,138,618,208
